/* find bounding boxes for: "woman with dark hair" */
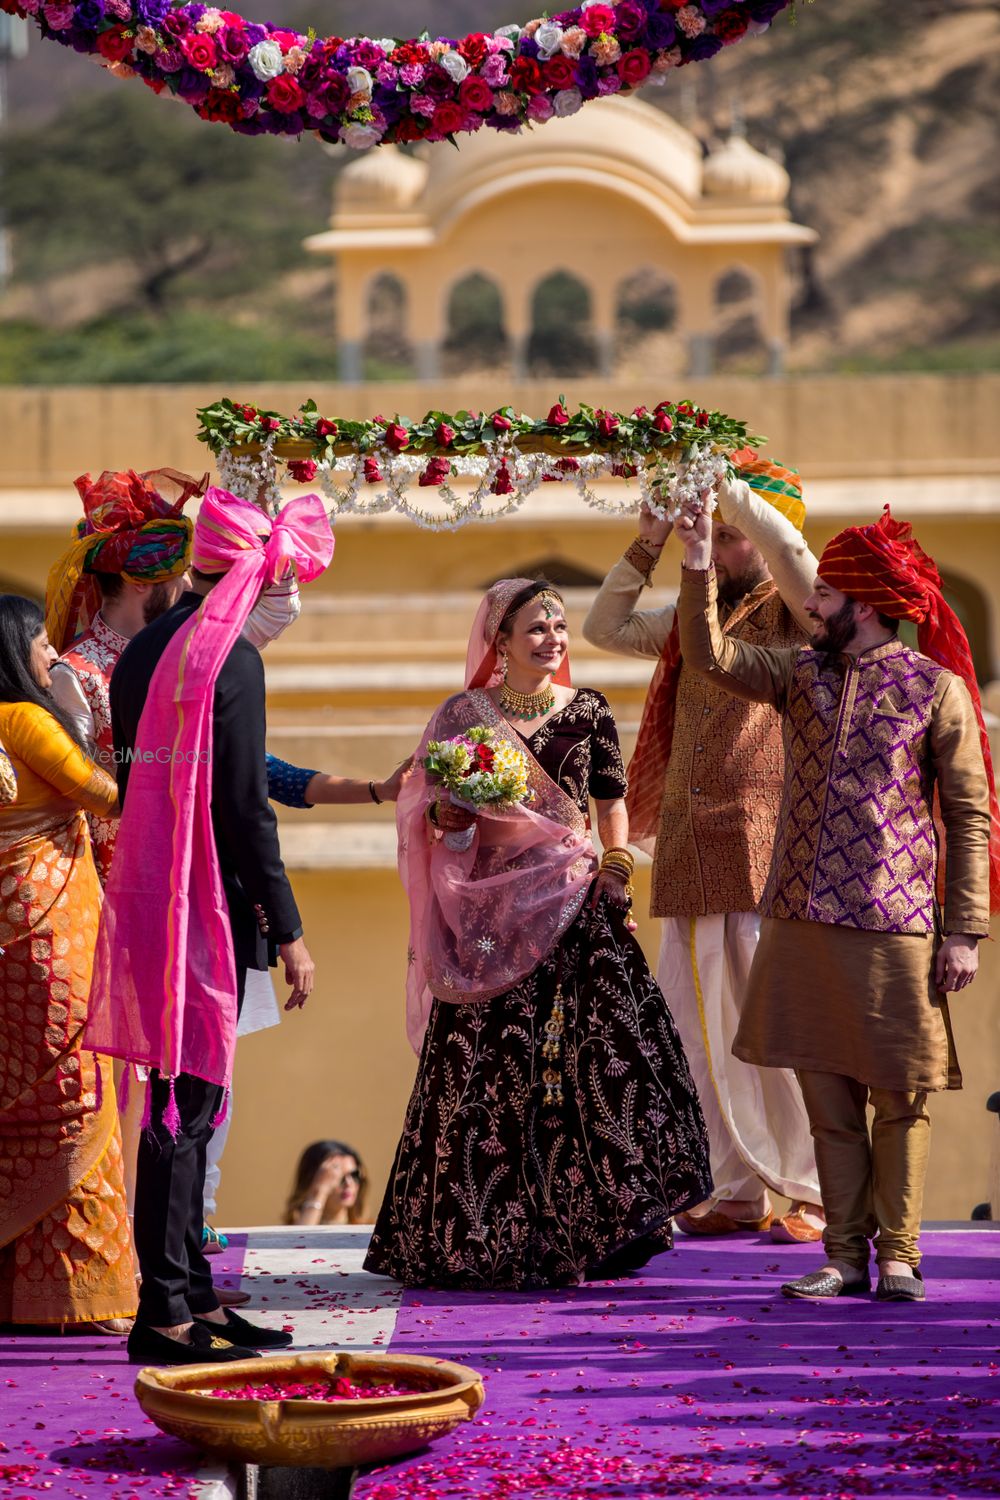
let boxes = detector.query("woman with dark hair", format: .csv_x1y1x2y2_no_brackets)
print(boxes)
365,579,711,1290
284,1141,369,1226
0,595,136,1331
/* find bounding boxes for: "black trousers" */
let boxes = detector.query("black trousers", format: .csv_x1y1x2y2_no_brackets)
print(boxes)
134,968,245,1327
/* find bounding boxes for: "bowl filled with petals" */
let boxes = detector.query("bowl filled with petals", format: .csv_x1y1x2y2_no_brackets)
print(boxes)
134,1350,486,1469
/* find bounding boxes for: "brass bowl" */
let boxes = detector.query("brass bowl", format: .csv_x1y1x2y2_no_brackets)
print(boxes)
134,1350,485,1470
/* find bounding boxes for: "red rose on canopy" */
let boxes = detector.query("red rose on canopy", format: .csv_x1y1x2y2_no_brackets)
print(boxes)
653,411,673,433
261,416,281,432
556,457,580,472
96,27,134,62
432,101,467,135
391,39,429,66
547,403,570,426
394,117,426,143
236,404,257,421
459,74,494,112
363,457,383,483
510,56,543,94
419,457,452,488
315,417,338,438
695,410,710,427
676,403,693,416
435,422,456,447
714,11,750,43
633,406,649,418
287,458,318,482
198,89,243,123
617,48,652,86
384,422,409,452
266,75,305,113
543,54,576,90
181,31,218,70
491,413,513,432
596,410,620,438
581,4,616,37
458,32,489,68
491,461,514,496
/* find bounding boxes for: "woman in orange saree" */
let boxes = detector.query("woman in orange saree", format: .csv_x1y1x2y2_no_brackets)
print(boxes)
0,596,136,1330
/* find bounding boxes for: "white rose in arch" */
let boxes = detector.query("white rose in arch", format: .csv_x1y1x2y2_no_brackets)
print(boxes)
535,22,564,57
346,65,373,96
552,87,584,118
439,49,470,83
247,38,284,81
341,121,384,149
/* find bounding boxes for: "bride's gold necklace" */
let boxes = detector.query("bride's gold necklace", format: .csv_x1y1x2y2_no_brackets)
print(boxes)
500,681,556,721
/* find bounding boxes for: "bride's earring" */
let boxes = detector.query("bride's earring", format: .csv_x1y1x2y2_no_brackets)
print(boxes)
499,650,509,682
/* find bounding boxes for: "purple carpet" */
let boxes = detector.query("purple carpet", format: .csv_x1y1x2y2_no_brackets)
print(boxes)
353,1229,1000,1500
0,1235,248,1500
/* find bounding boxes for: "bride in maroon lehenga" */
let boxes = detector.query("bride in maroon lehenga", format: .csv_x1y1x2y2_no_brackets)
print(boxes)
365,579,711,1290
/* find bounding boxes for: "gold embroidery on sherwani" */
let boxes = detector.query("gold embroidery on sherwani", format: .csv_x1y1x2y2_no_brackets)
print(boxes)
650,587,803,919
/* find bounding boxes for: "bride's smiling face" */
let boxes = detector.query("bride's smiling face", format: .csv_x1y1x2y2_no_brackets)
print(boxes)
499,599,569,680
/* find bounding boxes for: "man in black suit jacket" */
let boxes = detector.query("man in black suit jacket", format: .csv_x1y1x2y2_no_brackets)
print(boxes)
112,580,314,1365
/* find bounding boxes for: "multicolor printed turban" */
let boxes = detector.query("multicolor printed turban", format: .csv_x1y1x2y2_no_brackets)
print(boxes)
820,504,1000,910
46,468,206,653
729,447,805,532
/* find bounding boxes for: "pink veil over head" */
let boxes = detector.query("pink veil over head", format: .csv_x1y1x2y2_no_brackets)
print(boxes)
399,578,597,1051
85,488,334,1102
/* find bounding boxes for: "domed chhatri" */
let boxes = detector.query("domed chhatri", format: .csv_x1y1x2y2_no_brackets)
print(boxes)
135,1350,486,1470
703,131,790,205
337,144,429,211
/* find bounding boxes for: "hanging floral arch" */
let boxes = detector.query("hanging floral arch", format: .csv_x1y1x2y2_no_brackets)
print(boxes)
197,394,763,530
4,0,796,148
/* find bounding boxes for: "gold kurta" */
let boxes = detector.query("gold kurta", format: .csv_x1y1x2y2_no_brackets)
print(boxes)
677,566,993,1091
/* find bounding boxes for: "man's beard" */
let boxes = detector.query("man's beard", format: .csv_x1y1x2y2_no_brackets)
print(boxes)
143,582,175,624
717,560,769,607
811,598,859,655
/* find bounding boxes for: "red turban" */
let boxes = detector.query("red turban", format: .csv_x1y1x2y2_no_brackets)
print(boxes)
820,506,1000,912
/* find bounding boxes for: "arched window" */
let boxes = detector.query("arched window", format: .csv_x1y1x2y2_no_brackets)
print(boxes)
713,265,769,374
615,268,682,378
363,273,415,379
527,271,598,377
442,272,507,376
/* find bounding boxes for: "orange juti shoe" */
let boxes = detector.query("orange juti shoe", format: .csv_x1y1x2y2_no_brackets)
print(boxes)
770,1206,825,1244
675,1207,773,1236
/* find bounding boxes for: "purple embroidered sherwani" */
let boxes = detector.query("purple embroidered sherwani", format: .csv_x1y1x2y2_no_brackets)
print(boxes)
677,565,992,1094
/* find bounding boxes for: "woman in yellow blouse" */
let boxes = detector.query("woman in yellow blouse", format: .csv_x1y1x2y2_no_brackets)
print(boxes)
0,595,136,1331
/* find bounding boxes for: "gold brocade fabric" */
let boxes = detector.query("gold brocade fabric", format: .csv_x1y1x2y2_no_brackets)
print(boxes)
651,588,803,918
0,704,134,1324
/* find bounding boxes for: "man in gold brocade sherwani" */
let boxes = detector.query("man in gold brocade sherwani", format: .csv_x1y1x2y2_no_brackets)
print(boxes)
584,452,824,1242
676,502,998,1301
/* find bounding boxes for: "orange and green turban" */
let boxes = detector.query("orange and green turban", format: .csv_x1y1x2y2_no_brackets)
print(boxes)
45,467,206,653
729,447,805,532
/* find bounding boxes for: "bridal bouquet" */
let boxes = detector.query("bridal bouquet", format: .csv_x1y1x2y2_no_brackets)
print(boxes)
424,726,532,851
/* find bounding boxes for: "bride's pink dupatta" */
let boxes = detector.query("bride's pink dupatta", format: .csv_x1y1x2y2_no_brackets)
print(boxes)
86,489,333,1108
398,580,597,1050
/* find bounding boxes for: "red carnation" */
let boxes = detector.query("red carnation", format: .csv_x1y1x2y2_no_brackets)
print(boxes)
419,457,452,488
384,422,409,453
363,457,383,484
435,422,456,448
266,75,305,114
596,410,620,438
261,416,281,432
714,11,750,43
543,55,577,90
617,48,652,87
96,27,134,62
653,411,673,434
391,39,429,66
491,412,512,433
288,458,318,483
432,101,467,136
457,32,489,68
458,74,494,113
581,4,616,37
695,410,710,427
547,403,570,427
394,117,426,144
315,417,338,438
510,55,543,94
180,32,218,70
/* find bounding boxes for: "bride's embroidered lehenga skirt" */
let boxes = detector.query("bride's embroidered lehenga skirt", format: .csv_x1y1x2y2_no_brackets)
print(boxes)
0,814,136,1325
366,902,712,1290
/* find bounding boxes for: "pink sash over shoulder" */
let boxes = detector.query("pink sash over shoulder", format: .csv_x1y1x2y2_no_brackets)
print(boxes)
86,489,333,1112
398,581,596,1050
